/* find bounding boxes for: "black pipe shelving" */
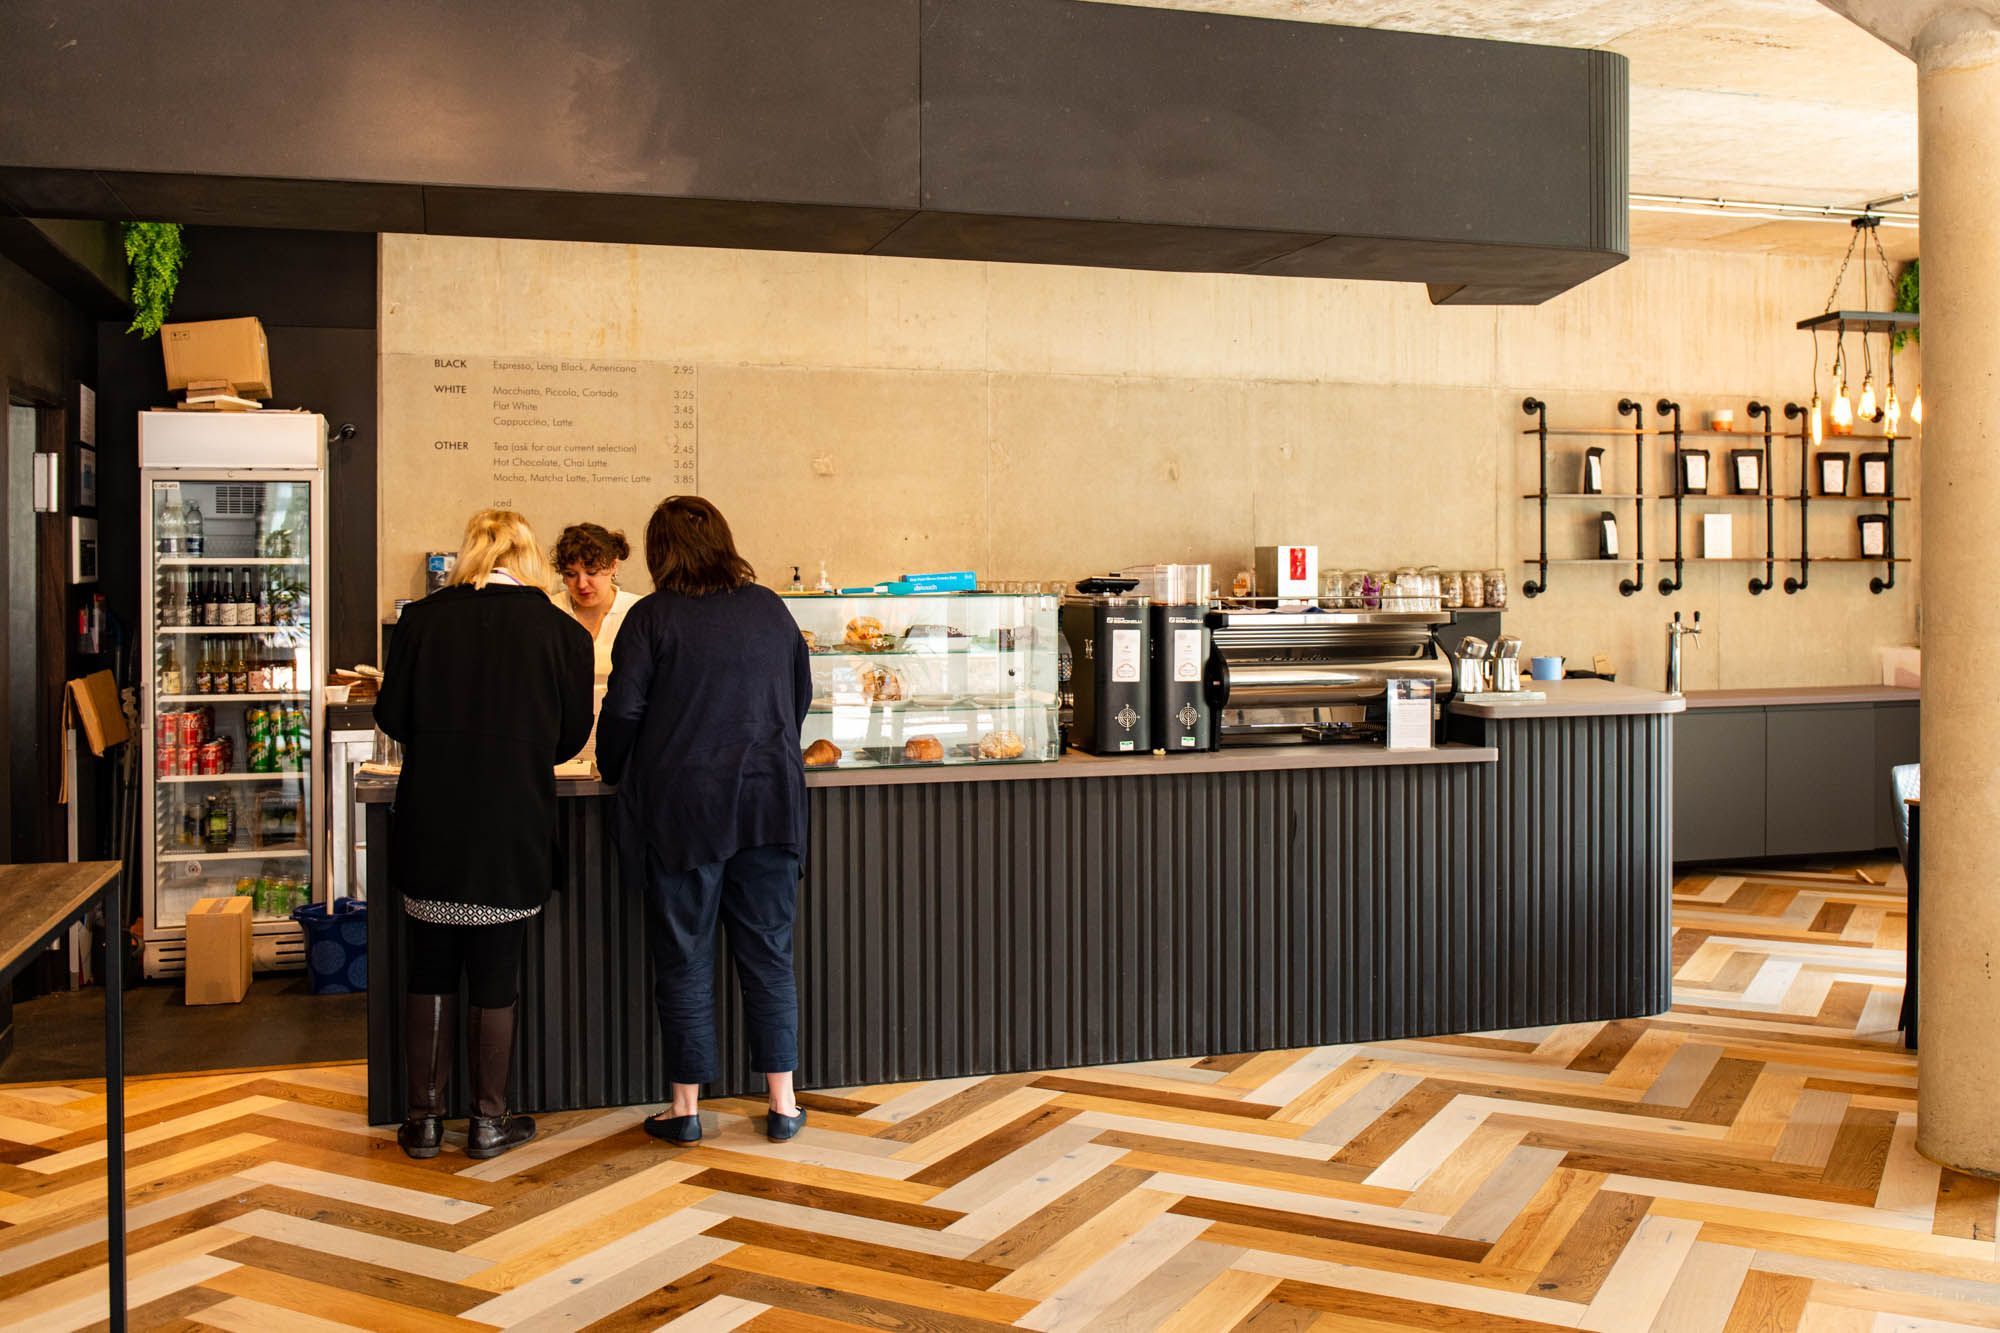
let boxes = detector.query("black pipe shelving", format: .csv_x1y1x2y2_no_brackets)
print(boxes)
1657,398,1685,595
1782,402,1811,594
1747,401,1777,594
1519,395,1646,598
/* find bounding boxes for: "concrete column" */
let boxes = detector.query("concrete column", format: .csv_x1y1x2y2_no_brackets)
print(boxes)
1912,9,2000,1178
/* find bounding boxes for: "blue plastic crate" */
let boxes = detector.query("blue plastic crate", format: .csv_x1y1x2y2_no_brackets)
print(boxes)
290,897,368,994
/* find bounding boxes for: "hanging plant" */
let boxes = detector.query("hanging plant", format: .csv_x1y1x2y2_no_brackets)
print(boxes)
1892,259,1919,354
123,222,186,338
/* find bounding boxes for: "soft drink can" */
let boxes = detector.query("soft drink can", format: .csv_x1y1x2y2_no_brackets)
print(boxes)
199,741,227,775
156,714,179,751
157,743,178,778
178,712,205,747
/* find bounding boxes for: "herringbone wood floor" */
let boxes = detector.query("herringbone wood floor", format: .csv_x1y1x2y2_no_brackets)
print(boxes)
2,860,1992,1331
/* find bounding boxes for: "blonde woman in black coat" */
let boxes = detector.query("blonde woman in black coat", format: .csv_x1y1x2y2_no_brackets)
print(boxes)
376,509,594,1159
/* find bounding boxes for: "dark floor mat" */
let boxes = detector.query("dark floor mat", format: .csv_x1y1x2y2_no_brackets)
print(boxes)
0,974,366,1081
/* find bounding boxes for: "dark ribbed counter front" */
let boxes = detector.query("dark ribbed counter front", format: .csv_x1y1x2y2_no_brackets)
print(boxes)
362,718,1671,1123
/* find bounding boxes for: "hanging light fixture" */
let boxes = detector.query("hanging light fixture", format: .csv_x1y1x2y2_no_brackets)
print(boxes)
1800,214,1917,437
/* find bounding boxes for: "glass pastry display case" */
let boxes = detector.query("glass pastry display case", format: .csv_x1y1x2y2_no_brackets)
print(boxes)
783,593,1060,769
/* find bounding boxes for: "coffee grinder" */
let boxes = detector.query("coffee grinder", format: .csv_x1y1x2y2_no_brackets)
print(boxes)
1060,578,1152,754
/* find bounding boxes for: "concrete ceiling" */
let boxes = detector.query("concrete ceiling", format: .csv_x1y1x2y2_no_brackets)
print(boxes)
1102,0,1921,257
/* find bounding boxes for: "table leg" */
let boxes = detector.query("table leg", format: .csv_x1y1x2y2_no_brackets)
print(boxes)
1904,805,1920,1052
104,874,126,1332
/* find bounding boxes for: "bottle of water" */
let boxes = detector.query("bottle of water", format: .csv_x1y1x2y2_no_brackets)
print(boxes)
182,501,206,558
156,485,184,556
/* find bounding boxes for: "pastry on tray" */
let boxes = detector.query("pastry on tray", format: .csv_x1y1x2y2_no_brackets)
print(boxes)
902,735,945,762
860,665,904,702
976,729,1026,760
800,629,819,652
843,616,892,651
802,739,843,767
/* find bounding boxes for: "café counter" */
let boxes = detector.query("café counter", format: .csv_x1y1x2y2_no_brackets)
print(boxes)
360,681,1677,1122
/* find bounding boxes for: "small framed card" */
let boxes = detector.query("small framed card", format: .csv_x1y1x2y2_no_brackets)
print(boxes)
1598,511,1620,559
76,446,97,509
1858,513,1888,558
1702,513,1733,559
1817,451,1851,497
1582,446,1605,495
1678,449,1710,496
1859,451,1891,497
1729,449,1762,496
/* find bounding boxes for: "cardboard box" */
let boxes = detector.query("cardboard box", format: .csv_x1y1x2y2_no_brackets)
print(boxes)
185,896,253,1005
160,317,272,399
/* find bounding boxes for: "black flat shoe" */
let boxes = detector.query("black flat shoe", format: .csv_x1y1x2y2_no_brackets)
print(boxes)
397,1115,443,1160
767,1106,807,1142
644,1113,702,1144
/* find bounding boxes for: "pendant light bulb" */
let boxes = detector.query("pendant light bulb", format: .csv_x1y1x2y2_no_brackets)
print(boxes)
1858,375,1877,422
1911,387,1923,426
1810,393,1825,445
1832,386,1854,430
1885,385,1901,434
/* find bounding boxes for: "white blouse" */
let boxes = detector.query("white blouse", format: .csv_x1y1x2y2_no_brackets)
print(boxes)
573,587,643,679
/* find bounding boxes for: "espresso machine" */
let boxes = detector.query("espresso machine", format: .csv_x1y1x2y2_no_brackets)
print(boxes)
1203,608,1454,746
1060,581,1153,754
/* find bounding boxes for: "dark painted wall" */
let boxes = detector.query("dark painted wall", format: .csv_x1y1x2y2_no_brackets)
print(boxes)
95,227,377,672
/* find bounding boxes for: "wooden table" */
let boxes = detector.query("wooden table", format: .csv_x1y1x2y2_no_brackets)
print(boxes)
0,862,126,1330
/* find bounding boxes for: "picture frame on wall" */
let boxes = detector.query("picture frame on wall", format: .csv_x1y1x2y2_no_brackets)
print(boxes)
1678,449,1710,496
1582,446,1604,495
1817,451,1851,496
1859,451,1891,497
76,445,97,510
1729,449,1762,496
1858,513,1888,558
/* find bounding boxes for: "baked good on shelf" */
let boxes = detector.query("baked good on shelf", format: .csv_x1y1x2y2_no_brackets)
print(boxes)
802,739,842,767
976,729,1026,759
800,629,819,652
860,666,904,702
843,616,890,650
902,735,944,762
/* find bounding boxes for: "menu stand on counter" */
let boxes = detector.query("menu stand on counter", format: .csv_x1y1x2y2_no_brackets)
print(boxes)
1519,394,1646,598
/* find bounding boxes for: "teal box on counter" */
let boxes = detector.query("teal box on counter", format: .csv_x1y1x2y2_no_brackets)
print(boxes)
894,570,978,593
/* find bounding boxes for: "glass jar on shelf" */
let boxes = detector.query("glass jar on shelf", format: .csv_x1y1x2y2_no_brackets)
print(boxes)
1484,568,1508,610
1439,570,1463,609
1462,569,1486,609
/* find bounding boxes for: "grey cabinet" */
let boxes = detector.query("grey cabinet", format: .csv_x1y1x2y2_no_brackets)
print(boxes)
1673,710,1766,862
1673,698,1920,863
1766,706,1877,856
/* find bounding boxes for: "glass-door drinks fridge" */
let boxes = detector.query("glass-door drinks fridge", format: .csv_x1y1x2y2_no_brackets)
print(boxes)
139,413,327,978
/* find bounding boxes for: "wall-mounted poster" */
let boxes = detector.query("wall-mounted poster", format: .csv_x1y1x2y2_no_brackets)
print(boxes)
77,445,97,509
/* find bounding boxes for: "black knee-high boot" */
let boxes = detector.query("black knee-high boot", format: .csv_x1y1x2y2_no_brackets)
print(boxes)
398,994,452,1159
465,1003,536,1160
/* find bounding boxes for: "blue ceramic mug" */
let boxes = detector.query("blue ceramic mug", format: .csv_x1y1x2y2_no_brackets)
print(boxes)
1530,656,1565,681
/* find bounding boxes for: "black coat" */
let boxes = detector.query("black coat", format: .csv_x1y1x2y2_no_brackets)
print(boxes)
376,583,595,912
597,583,812,875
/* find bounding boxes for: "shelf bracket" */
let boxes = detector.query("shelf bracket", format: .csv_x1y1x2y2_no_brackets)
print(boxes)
1522,396,1549,597
1782,402,1811,594
1872,433,1899,593
1747,401,1776,594
1656,398,1684,595
1618,397,1645,596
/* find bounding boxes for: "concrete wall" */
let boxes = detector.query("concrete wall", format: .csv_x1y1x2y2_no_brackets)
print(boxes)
379,233,1921,689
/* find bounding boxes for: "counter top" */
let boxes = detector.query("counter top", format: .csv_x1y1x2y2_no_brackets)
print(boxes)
1683,685,1919,709
353,743,1499,802
1450,678,1685,719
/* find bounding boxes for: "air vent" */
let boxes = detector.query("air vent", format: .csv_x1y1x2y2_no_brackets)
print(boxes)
213,483,264,517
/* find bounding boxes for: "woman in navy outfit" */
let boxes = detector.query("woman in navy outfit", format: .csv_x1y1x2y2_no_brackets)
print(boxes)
596,496,813,1143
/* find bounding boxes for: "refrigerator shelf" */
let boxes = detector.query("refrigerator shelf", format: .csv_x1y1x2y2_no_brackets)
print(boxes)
158,773,308,784
155,625,309,635
159,848,309,863
158,693,311,704
157,557,311,567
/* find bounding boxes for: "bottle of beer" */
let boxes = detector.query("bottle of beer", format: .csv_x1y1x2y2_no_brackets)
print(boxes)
234,568,255,626
203,569,223,626
194,639,214,694
159,641,183,696
228,641,249,694
219,569,239,627
255,570,273,626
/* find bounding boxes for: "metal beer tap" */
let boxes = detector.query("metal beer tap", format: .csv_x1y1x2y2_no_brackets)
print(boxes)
1666,610,1701,694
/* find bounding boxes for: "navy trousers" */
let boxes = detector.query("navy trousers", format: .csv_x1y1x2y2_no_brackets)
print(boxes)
641,843,801,1085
